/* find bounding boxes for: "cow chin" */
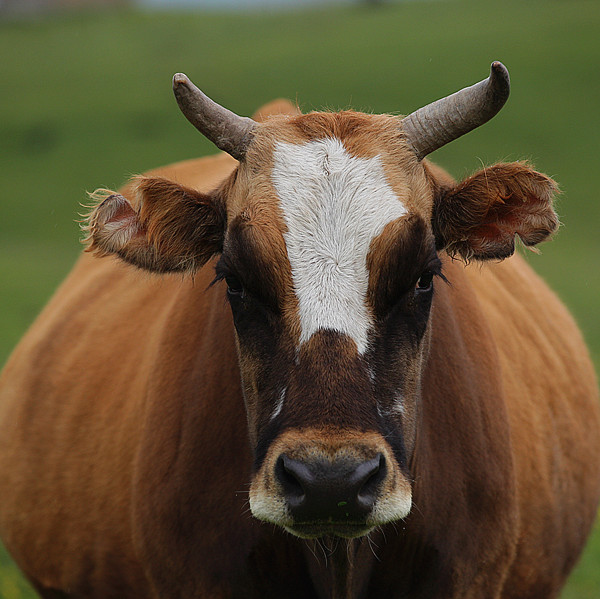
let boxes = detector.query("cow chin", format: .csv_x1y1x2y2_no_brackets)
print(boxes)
248,428,413,539
284,523,375,540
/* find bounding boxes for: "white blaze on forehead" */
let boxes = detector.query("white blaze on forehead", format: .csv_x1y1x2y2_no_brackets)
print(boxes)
272,137,407,354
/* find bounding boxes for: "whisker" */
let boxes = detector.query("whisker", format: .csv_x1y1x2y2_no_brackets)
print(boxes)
304,539,320,564
367,534,381,562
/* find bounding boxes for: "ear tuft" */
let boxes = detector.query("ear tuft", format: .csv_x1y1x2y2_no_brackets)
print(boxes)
82,189,145,257
433,162,559,262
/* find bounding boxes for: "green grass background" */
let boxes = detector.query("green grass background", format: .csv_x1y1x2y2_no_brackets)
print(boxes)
0,0,599,596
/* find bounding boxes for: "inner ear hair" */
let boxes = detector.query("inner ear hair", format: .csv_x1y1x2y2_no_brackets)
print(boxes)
432,162,560,262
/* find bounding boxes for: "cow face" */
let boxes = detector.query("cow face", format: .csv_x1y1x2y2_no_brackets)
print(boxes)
85,86,558,539
216,113,435,538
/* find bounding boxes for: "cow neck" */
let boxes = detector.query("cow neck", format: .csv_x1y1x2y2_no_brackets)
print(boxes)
302,536,375,599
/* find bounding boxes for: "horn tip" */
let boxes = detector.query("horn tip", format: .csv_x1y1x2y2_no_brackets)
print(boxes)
489,61,510,102
173,73,190,88
490,61,510,83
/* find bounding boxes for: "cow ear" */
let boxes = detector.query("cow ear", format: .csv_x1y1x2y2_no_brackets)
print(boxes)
432,162,559,261
83,176,225,273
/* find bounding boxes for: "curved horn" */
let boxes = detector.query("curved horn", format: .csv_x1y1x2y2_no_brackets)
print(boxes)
401,62,510,160
172,73,257,161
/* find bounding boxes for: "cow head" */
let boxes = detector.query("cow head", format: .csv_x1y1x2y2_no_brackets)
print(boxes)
84,63,558,539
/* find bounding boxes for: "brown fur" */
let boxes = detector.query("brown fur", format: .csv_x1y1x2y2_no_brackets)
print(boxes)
0,99,598,599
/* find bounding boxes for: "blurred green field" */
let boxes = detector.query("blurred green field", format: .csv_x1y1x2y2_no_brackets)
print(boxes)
0,0,599,596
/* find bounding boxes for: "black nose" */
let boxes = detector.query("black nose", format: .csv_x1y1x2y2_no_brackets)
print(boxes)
275,453,386,522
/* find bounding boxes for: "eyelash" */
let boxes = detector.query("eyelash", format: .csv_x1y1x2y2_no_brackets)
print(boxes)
212,268,244,295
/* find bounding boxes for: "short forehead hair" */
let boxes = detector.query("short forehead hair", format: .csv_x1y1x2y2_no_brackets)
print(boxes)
246,110,416,162
241,110,434,216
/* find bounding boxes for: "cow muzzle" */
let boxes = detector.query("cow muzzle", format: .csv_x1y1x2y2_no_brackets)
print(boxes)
249,429,412,538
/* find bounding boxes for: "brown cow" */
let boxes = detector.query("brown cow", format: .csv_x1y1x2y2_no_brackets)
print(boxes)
0,62,599,599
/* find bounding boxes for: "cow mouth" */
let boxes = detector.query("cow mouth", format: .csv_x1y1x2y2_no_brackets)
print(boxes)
284,521,374,539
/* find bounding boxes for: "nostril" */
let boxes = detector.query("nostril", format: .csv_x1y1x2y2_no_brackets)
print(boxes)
274,452,387,522
356,453,386,508
275,455,308,508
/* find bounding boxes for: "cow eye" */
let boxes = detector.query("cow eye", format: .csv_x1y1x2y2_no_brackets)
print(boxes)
416,271,434,292
225,275,244,296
